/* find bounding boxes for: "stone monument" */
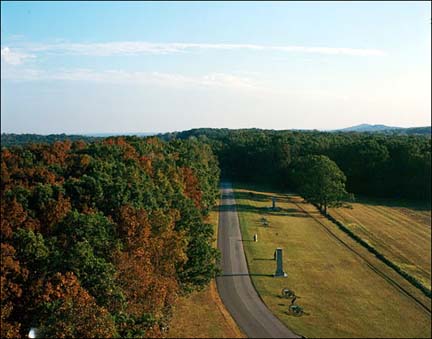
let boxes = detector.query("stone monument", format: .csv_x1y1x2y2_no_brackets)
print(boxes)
274,248,287,277
272,197,276,209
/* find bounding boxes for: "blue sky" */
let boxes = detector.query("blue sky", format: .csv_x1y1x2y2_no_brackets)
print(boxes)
1,1,430,134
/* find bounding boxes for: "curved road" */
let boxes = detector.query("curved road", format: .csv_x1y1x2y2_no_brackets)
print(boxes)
216,183,301,338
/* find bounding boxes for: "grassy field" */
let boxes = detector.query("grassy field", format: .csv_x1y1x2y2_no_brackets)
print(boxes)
167,203,245,339
329,199,431,289
234,185,431,338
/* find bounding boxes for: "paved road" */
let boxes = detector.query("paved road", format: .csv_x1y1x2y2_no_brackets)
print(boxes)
216,183,301,338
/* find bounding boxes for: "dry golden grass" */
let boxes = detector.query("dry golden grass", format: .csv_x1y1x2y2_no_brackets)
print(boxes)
167,280,244,338
329,199,431,289
167,202,245,338
234,186,431,338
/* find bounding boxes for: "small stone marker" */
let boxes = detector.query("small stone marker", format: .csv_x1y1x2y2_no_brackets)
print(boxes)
253,233,258,242
274,248,287,277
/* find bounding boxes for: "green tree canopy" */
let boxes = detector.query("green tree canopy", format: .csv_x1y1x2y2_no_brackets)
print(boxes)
291,155,352,213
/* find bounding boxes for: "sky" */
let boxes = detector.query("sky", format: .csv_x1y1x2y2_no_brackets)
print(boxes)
1,1,431,134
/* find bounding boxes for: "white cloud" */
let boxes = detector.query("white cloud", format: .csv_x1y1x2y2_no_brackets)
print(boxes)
1,67,265,91
1,47,35,65
14,41,386,57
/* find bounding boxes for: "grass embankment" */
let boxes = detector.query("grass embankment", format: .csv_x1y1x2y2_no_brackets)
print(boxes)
167,202,245,338
234,185,431,338
329,199,431,290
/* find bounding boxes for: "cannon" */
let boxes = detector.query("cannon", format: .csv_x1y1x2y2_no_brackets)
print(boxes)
281,288,295,299
286,295,304,316
288,304,304,316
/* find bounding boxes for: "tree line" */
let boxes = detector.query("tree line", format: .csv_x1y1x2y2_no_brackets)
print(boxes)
1,133,99,147
161,128,431,201
1,136,220,338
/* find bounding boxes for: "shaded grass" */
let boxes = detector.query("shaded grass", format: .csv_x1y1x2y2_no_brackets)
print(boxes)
234,185,431,338
167,201,245,338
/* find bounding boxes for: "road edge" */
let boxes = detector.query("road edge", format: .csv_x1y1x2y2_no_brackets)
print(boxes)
231,185,304,339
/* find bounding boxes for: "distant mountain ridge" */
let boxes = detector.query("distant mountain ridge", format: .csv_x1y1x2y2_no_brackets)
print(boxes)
334,124,431,135
337,124,401,132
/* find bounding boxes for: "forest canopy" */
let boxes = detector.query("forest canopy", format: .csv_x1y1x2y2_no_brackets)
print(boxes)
1,136,220,338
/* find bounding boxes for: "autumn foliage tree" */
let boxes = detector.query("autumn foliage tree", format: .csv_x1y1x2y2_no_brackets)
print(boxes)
1,136,220,338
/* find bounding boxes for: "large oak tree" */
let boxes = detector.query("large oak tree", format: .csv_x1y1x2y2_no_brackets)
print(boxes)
291,155,352,213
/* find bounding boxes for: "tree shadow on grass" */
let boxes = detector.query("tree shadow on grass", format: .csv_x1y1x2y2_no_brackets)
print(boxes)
234,191,273,202
355,196,431,212
253,258,275,261
234,191,296,204
217,273,274,277
219,203,311,218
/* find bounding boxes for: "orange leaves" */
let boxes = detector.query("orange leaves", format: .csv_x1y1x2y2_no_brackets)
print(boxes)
117,205,151,250
26,141,72,166
140,155,153,175
115,205,186,326
31,167,58,186
1,243,28,339
43,192,72,231
1,243,28,299
1,199,27,239
103,137,139,162
40,272,81,302
79,154,92,167
51,141,72,165
180,166,202,208
38,272,117,338
1,158,11,190
71,140,87,151
115,250,153,314
0,304,21,338
146,136,161,146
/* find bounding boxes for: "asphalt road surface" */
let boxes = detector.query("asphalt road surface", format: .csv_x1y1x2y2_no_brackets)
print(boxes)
216,183,301,338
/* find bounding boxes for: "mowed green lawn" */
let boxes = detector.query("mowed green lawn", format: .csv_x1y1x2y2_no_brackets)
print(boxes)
329,199,431,289
234,186,431,338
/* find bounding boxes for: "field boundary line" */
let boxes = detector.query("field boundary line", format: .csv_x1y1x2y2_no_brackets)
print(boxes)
323,209,431,299
329,207,432,283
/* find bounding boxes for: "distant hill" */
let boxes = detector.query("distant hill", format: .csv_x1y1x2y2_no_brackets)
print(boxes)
336,124,402,132
335,124,431,135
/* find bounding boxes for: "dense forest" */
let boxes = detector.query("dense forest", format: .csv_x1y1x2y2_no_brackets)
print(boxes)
1,136,220,338
1,128,430,337
161,128,431,201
